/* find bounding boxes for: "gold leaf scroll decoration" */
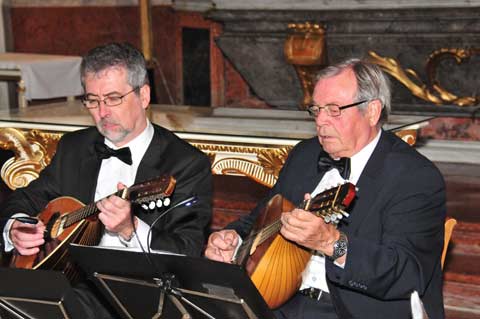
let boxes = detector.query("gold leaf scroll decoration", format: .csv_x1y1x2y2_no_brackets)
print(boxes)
367,50,479,107
426,48,479,107
211,147,292,188
0,128,61,190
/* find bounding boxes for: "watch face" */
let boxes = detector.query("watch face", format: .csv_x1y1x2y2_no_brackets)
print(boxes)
332,233,348,260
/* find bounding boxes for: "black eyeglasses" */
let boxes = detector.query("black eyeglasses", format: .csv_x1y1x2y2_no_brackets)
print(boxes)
82,87,139,109
307,100,368,117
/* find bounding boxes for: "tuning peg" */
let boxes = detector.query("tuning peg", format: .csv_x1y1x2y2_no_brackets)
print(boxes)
338,209,350,218
149,201,156,210
156,199,163,208
163,198,171,206
142,204,149,210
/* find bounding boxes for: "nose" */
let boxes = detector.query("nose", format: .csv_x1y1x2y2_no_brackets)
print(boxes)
314,108,331,125
98,101,110,118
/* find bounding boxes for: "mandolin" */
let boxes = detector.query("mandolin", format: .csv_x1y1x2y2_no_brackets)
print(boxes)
234,182,356,309
9,175,176,279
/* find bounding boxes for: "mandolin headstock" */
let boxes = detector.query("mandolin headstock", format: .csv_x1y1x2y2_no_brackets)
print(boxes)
127,175,177,210
306,182,356,225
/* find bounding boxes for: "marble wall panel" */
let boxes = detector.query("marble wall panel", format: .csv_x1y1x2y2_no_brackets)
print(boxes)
208,8,480,116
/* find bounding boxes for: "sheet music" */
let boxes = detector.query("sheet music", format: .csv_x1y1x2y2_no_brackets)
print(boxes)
69,243,185,256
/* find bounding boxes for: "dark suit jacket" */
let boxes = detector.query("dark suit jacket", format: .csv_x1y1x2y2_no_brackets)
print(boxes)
229,130,446,319
0,124,212,257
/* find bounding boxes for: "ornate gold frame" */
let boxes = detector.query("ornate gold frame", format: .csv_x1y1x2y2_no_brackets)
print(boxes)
0,128,291,190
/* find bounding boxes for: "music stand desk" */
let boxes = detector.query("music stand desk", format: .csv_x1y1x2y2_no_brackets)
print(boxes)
0,267,86,319
69,244,275,319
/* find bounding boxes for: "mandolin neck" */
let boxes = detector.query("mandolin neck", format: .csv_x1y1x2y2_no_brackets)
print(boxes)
63,189,127,228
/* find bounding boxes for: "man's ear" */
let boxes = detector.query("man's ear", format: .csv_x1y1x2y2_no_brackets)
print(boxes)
140,84,151,110
366,99,382,126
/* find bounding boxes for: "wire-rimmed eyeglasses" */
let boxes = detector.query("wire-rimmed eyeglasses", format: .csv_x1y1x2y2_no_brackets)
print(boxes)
306,100,368,117
82,87,139,109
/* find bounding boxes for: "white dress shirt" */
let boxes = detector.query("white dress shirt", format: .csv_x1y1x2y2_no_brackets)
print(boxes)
300,130,382,293
96,121,154,248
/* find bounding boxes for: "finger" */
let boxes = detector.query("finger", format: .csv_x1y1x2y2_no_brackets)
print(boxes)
16,246,41,256
220,250,235,263
96,200,108,214
205,246,225,262
14,237,45,250
280,226,298,243
304,193,312,201
211,235,235,250
11,220,38,231
291,208,315,221
223,230,239,245
11,228,45,254
117,182,127,190
205,242,235,263
12,223,45,237
11,230,45,242
282,212,304,229
105,195,131,213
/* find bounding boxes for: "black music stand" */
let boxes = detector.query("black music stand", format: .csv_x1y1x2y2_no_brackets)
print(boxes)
69,244,275,319
0,267,86,319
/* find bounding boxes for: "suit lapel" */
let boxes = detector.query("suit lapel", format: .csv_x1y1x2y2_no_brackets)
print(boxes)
342,131,394,233
135,126,167,183
77,132,104,203
133,126,170,225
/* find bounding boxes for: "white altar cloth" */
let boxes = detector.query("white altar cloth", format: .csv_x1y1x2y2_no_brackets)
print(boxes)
0,52,82,101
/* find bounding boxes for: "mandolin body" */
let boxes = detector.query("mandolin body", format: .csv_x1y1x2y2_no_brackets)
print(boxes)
245,194,312,309
10,196,103,280
240,183,356,309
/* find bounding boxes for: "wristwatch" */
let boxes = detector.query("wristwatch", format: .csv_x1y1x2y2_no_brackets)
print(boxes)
329,231,348,261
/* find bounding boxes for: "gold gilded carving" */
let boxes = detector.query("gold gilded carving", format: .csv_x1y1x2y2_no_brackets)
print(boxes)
393,129,417,146
0,128,61,190
284,22,327,110
196,143,292,188
426,48,479,106
212,158,278,188
191,142,278,155
257,147,291,178
367,50,479,107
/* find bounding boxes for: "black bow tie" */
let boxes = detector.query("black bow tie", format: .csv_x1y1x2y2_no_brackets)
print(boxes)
94,142,132,165
318,150,351,180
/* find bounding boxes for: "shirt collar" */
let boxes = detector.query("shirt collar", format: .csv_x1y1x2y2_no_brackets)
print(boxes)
348,129,382,184
104,120,154,166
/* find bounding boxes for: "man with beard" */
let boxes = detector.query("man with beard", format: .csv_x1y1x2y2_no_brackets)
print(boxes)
1,42,212,318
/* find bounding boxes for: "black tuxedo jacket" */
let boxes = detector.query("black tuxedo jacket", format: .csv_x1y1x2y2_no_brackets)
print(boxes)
0,124,212,256
229,130,446,319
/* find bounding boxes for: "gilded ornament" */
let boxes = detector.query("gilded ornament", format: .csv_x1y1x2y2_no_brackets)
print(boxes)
367,50,479,107
0,128,61,190
284,22,327,110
